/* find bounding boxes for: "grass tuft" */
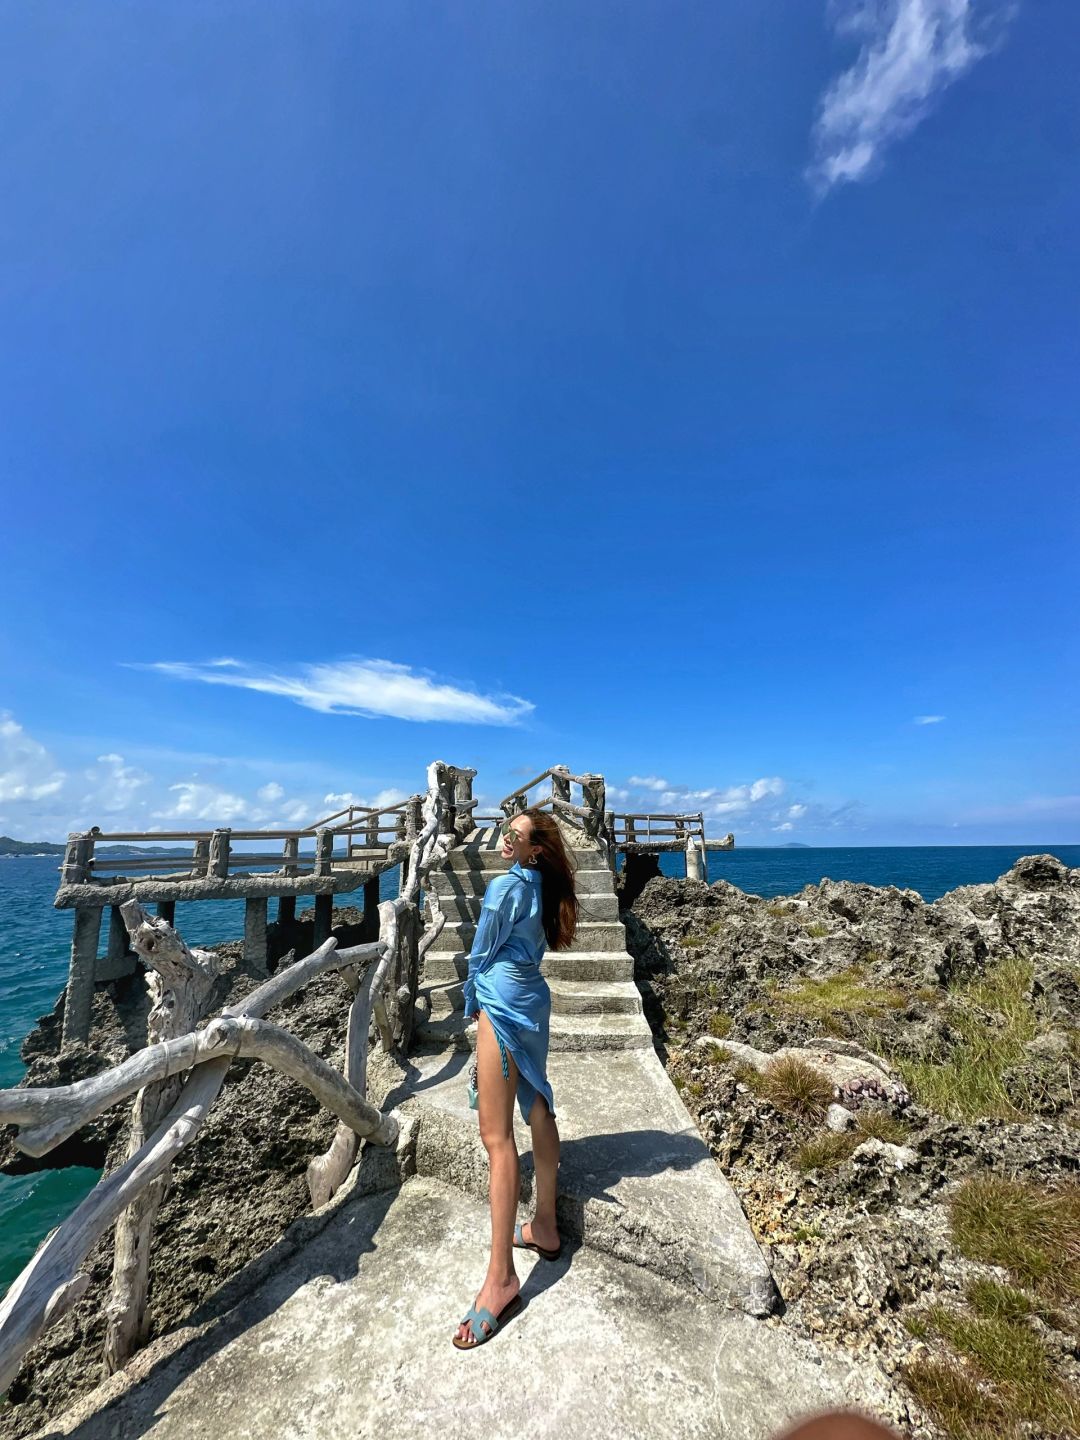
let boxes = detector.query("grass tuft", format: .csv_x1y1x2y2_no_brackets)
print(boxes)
904,1356,1012,1440
964,1278,1031,1324
707,1011,733,1039
923,1302,1080,1433
854,1108,910,1145
795,1132,859,1171
896,957,1041,1121
949,1174,1080,1304
804,922,829,938
759,1055,834,1120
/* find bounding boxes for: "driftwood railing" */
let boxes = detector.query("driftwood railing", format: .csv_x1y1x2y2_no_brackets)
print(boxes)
610,810,709,881
499,766,614,864
0,759,463,1393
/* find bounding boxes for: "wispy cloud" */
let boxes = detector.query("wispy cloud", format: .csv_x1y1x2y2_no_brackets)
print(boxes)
135,658,533,726
914,714,946,724
628,775,669,792
808,0,1015,194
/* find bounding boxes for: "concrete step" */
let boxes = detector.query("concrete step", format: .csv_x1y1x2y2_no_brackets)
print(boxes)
416,1008,654,1052
428,918,628,955
422,950,636,984
429,891,621,925
430,865,615,896
424,976,644,1021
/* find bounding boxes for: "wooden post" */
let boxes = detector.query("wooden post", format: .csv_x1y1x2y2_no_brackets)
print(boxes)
277,895,296,929
61,832,91,886
313,894,334,949
404,794,423,845
604,808,617,873
626,815,637,845
580,773,606,844
395,810,407,843
191,839,210,878
551,768,572,818
62,907,102,1047
686,836,703,882
282,836,299,877
452,766,476,843
365,813,380,851
106,906,130,968
156,901,175,925
315,828,334,876
244,898,269,973
362,877,380,942
103,903,220,1374
208,829,231,880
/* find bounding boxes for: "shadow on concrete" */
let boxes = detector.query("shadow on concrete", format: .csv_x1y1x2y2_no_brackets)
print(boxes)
37,1186,401,1440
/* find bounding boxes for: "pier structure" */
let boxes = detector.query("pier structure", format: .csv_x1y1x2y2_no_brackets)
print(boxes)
52,763,727,1047
53,768,479,1046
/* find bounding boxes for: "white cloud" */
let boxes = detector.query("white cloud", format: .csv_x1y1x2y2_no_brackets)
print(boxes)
156,782,252,824
257,781,285,803
81,754,151,814
914,714,946,725
627,775,668,792
774,822,795,832
808,0,1014,193
0,713,66,803
135,657,533,726
788,803,808,818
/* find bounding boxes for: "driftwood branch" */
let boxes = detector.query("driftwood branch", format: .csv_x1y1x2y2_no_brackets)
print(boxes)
104,903,224,1373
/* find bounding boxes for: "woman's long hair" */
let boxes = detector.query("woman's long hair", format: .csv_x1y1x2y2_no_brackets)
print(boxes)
522,807,578,950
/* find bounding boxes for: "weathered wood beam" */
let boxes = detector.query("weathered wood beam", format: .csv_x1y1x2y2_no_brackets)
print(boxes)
62,907,102,1048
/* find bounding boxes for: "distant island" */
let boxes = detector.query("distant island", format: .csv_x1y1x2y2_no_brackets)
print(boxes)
0,836,190,859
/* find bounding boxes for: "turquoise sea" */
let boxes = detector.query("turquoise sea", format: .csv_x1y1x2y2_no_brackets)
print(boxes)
2,842,1079,1295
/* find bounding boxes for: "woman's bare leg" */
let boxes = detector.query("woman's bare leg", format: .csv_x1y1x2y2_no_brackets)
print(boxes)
521,1096,560,1251
454,1010,521,1345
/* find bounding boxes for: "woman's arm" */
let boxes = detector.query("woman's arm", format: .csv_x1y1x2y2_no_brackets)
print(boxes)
462,875,523,1020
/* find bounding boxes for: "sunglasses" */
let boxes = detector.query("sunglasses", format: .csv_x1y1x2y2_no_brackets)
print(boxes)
500,822,525,841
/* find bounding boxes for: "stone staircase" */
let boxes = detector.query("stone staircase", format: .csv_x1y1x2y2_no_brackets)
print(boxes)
417,826,653,1051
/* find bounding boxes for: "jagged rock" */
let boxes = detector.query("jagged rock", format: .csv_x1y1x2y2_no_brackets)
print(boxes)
826,1103,856,1133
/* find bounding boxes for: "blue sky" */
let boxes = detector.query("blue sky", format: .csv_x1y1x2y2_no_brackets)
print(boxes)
0,0,1077,846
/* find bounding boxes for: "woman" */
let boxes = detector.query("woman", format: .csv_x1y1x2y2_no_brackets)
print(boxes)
452,807,579,1349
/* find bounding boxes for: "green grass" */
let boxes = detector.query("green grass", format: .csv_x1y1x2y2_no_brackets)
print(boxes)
767,965,907,1027
921,1301,1080,1434
707,1011,733,1039
765,902,797,918
758,1055,834,1120
853,1108,910,1145
904,1356,1012,1440
804,922,829,938
950,1174,1080,1304
682,935,704,951
896,957,1040,1121
795,1132,859,1171
965,1278,1031,1324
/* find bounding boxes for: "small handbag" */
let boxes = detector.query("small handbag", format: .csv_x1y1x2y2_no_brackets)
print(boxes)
467,1057,479,1110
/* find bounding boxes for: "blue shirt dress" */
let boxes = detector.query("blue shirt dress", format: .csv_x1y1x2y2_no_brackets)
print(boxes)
461,861,555,1123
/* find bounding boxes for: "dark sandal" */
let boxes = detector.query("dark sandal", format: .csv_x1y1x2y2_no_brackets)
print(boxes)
452,1294,523,1349
514,1221,562,1261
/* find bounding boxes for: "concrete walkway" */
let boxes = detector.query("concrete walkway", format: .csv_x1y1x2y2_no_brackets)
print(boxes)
44,1177,892,1440
38,829,895,1437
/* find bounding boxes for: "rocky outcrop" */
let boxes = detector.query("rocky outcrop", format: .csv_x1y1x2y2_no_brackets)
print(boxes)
622,856,1080,1435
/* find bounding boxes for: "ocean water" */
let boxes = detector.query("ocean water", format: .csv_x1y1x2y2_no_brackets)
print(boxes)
2,842,1078,1296
0,856,399,1293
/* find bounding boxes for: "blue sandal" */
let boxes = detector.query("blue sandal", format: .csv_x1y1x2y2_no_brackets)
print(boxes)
514,1221,562,1261
452,1294,523,1349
